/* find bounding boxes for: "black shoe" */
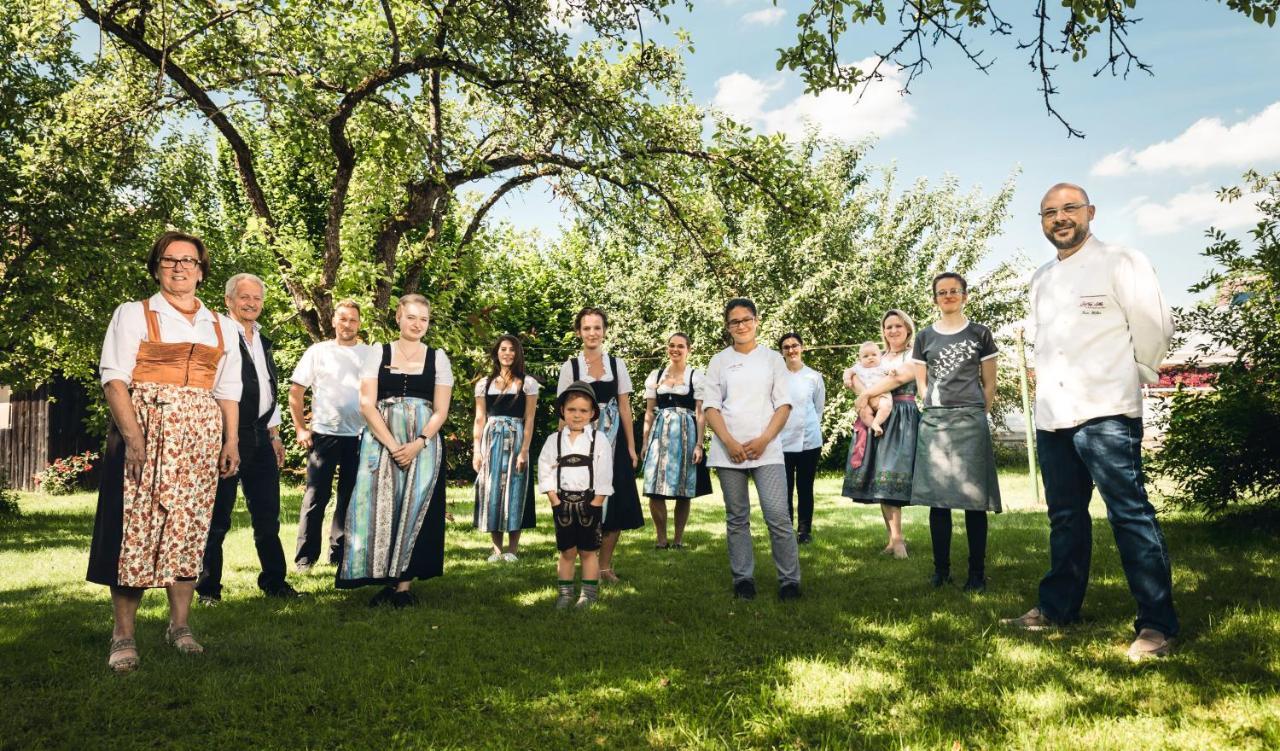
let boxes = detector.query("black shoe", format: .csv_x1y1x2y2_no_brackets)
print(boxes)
196,593,221,607
778,582,802,601
796,532,812,544
391,590,418,609
963,573,987,593
368,586,396,607
930,571,953,588
264,583,303,599
733,579,757,600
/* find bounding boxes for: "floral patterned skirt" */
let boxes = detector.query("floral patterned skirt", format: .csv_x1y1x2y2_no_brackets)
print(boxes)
87,383,222,588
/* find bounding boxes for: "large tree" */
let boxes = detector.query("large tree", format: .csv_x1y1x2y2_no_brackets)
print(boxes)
776,0,1280,137
51,0,808,341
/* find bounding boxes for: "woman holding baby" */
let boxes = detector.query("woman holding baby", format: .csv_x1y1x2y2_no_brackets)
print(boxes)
841,309,919,559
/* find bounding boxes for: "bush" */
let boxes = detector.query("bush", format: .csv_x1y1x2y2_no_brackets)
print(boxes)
1151,170,1280,513
0,470,20,523
35,450,98,495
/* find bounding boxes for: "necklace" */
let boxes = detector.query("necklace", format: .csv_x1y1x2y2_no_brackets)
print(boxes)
395,340,422,364
166,296,200,316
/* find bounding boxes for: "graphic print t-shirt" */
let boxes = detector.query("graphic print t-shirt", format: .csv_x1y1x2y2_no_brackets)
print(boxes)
911,321,998,408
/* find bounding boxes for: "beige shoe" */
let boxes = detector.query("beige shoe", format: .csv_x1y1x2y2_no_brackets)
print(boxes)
1000,607,1055,631
165,625,204,655
1127,628,1175,662
107,637,139,673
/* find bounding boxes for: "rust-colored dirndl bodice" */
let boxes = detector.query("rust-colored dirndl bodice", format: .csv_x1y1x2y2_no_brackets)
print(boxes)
88,299,227,588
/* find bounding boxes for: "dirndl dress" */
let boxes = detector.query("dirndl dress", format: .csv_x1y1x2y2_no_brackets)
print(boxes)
338,345,447,588
568,356,644,531
642,366,712,499
473,380,536,533
87,298,226,588
842,381,919,507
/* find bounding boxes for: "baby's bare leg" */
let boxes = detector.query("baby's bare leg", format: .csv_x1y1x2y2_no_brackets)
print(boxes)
871,396,892,436
858,404,877,430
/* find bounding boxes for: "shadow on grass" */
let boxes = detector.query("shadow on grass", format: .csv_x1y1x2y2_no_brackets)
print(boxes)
1,490,1277,749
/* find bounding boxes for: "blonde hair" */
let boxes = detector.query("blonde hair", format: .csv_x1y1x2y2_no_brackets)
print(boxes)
395,294,431,315
859,341,881,354
333,298,361,317
880,309,916,354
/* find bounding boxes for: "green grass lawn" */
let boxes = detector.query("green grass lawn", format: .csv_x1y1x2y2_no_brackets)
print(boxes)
1,472,1277,750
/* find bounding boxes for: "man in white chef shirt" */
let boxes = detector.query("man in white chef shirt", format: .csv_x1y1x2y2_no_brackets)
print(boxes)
289,299,372,572
1002,183,1178,662
702,297,801,602
196,273,298,603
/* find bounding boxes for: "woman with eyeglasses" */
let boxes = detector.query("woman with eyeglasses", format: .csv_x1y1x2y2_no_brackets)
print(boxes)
703,298,801,601
842,309,920,559
639,332,712,550
857,273,1002,592
88,231,243,672
776,333,825,544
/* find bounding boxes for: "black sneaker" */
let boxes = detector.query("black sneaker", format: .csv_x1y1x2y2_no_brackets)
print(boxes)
733,579,757,600
796,532,812,544
930,571,953,588
368,586,396,607
196,593,221,607
264,583,303,599
778,582,802,601
963,573,987,593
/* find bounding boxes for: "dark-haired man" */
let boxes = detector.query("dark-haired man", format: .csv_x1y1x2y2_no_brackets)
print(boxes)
1002,183,1177,661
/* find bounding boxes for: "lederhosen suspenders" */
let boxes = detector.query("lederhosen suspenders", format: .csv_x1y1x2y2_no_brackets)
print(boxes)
554,429,597,528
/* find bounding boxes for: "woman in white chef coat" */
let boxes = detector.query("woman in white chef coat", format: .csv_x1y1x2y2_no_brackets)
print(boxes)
702,298,802,602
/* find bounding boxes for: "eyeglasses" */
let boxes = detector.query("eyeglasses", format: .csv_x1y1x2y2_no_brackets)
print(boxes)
934,288,965,298
726,316,756,329
158,256,200,269
1039,203,1088,221
781,343,802,351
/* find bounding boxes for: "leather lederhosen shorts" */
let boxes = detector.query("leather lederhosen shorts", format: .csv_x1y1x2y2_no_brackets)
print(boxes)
553,490,603,552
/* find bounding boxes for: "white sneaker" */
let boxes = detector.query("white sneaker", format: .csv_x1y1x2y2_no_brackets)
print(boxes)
502,552,518,562
486,552,503,563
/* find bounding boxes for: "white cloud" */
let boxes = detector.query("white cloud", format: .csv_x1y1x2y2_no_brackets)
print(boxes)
1091,101,1280,177
711,58,915,142
742,7,786,26
1128,186,1264,236
547,0,584,34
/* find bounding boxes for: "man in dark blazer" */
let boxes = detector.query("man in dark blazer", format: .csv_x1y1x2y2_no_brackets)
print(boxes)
196,273,299,602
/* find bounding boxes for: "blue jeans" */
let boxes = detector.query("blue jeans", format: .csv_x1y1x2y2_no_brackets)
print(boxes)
1036,416,1178,636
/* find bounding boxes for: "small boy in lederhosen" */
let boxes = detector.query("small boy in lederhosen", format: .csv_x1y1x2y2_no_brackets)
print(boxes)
537,381,614,609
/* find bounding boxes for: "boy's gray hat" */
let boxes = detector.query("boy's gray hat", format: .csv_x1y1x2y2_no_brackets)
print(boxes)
556,380,600,419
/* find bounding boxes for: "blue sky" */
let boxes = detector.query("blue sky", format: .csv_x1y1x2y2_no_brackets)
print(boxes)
497,1,1280,307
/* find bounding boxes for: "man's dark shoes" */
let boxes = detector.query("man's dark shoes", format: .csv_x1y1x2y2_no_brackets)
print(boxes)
796,531,812,544
733,579,757,600
264,583,303,599
778,582,802,601
930,571,952,588
963,573,987,593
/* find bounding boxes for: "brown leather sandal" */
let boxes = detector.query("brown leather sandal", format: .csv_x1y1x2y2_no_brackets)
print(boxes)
164,625,204,654
108,637,139,673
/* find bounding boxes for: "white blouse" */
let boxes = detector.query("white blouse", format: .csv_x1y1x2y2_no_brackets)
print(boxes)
359,345,455,385
778,365,825,452
474,375,541,398
701,344,793,468
536,427,614,495
556,352,632,396
643,366,706,401
99,293,243,402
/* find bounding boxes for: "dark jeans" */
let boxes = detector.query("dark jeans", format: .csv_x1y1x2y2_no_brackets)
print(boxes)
783,447,821,535
197,437,287,596
929,508,987,576
1036,416,1179,636
294,433,360,567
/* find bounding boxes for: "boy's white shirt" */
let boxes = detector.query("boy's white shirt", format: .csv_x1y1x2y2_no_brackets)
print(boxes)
536,425,614,496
